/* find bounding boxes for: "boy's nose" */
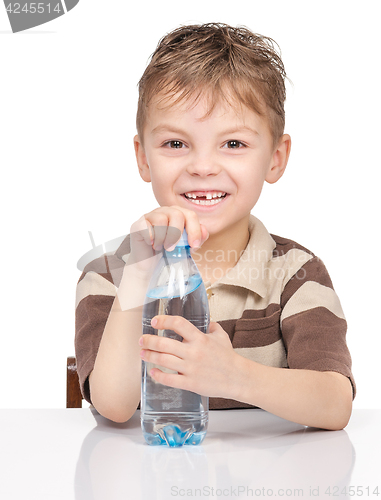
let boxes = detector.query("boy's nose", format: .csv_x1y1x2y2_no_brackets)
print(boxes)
186,154,221,177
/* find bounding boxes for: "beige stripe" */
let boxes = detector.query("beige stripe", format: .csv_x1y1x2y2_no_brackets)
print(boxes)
281,281,345,322
75,271,117,309
270,248,314,286
234,339,288,368
209,248,314,321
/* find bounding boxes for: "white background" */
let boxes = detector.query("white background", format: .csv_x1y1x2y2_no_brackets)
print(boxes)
1,0,379,410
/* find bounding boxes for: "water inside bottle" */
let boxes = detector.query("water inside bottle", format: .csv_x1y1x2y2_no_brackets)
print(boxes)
141,279,209,447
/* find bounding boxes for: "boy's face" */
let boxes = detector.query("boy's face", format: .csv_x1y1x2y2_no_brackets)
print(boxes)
134,95,290,237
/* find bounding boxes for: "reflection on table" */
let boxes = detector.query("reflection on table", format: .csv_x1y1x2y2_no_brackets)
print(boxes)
75,409,355,499
1,408,380,500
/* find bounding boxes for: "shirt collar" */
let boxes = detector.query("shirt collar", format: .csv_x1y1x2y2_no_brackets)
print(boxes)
212,215,276,298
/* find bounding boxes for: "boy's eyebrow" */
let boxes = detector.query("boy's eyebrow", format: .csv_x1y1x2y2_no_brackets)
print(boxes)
151,124,188,136
219,126,260,137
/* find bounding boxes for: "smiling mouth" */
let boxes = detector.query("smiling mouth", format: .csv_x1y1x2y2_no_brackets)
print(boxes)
182,191,228,205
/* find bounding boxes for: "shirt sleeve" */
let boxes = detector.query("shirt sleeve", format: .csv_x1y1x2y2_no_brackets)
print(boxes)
280,256,356,398
74,253,122,403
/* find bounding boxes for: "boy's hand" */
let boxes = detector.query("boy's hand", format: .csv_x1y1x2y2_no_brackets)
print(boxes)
141,205,209,251
117,206,209,310
139,316,239,399
126,205,209,274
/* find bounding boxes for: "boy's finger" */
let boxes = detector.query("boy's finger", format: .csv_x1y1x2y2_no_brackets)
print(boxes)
140,349,183,374
127,218,157,266
164,209,187,249
139,334,185,358
145,208,183,250
140,206,206,250
151,315,205,342
143,214,167,250
166,206,203,248
149,369,188,390
130,216,154,247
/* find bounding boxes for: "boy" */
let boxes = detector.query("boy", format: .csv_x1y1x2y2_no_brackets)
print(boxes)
75,23,355,430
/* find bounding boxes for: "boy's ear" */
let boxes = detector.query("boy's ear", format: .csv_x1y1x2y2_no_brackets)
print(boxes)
265,134,291,184
134,134,151,183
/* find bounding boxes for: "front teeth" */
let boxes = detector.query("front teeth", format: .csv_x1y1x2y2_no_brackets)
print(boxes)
183,191,227,205
184,191,226,199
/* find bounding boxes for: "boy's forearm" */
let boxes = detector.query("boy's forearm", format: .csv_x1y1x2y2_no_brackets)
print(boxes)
231,355,353,430
89,266,150,423
90,303,142,422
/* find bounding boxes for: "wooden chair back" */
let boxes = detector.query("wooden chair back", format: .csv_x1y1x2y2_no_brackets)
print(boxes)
66,356,83,408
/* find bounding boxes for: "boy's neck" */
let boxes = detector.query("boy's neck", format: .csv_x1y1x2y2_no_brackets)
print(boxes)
192,215,251,284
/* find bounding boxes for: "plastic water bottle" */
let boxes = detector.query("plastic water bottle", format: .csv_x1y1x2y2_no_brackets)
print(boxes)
141,230,210,447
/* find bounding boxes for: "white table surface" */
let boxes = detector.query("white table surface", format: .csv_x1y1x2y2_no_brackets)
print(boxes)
0,408,380,499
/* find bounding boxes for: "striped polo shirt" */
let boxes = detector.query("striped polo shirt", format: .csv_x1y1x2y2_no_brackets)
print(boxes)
75,215,355,409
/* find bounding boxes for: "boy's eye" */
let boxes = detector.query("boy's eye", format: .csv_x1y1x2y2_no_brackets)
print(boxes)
166,140,185,149
224,140,246,149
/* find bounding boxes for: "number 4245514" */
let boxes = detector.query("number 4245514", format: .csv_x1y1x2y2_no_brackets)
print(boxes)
325,486,380,496
6,3,62,14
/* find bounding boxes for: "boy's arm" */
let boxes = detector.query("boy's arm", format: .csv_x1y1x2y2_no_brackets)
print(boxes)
140,316,353,430
234,356,353,430
88,265,150,423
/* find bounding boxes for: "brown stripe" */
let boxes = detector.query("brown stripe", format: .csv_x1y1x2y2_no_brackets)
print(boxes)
281,307,355,397
233,305,281,348
218,304,281,347
75,294,115,402
210,397,259,410
241,303,280,319
218,319,237,343
282,307,348,365
217,304,281,348
280,256,334,308
271,233,315,259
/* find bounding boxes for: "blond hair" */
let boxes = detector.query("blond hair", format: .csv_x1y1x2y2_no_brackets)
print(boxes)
137,23,287,146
